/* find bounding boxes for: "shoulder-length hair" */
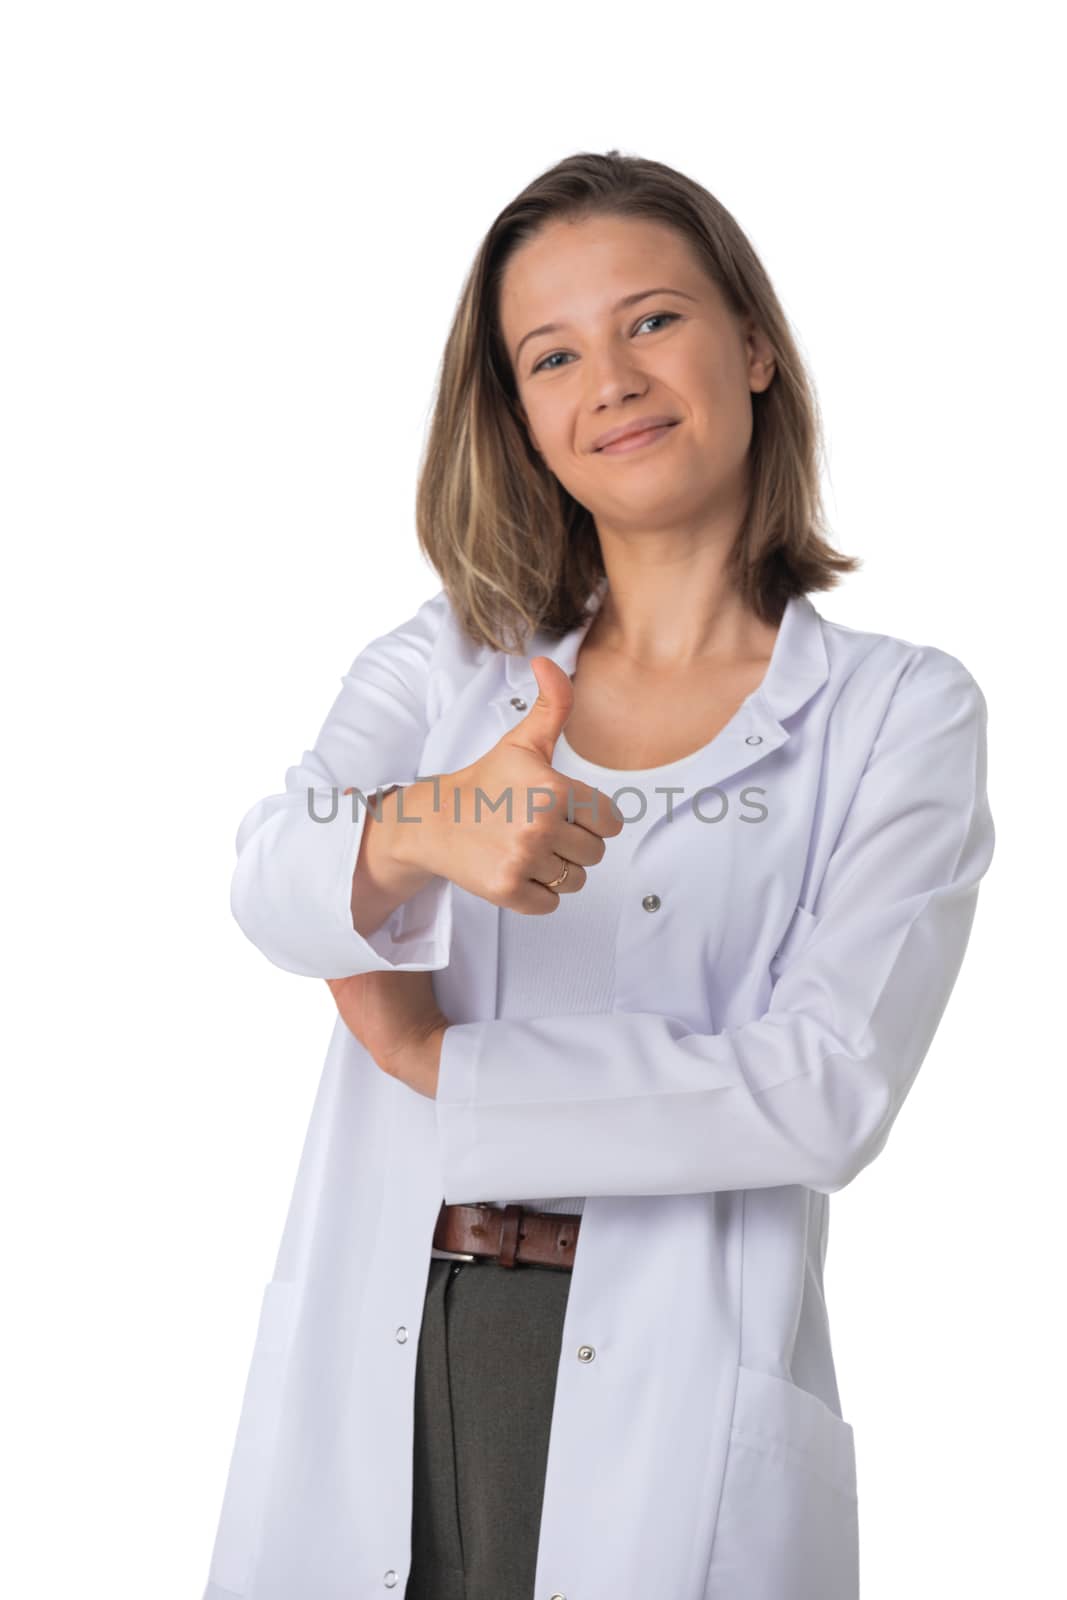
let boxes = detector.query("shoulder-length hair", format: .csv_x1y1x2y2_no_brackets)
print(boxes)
415,149,860,654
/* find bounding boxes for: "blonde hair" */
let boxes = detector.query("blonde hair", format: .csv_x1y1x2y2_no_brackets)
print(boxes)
415,149,859,653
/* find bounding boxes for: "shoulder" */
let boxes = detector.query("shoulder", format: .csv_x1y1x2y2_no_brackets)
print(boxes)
365,585,501,723
805,607,992,857
815,604,987,724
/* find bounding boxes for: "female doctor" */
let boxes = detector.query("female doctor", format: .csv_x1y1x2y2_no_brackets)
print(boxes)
203,151,995,1600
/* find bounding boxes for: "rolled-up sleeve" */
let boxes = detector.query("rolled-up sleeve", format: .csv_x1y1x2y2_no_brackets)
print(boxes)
230,590,455,979
434,649,995,1200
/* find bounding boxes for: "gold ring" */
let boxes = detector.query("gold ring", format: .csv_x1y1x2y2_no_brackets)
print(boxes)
542,859,570,891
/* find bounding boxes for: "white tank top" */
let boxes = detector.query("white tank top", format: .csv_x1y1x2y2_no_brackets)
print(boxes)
432,721,717,1258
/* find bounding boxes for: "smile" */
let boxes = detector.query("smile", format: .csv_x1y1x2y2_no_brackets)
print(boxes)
596,421,680,455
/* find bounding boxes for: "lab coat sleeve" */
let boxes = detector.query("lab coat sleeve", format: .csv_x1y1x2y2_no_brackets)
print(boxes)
230,588,456,979
434,648,995,1199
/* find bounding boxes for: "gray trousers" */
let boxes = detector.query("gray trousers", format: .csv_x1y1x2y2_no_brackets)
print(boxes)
406,1254,573,1600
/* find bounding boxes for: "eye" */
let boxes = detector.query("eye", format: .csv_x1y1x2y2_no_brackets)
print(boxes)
634,311,680,337
530,311,681,374
531,349,571,374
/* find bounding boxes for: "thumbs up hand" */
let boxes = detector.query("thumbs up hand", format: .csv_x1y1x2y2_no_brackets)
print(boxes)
410,655,625,915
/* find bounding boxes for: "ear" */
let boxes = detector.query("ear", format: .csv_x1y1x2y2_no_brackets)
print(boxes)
744,318,777,394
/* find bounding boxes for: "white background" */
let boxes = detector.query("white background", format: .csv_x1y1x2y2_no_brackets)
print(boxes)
2,3,1060,1595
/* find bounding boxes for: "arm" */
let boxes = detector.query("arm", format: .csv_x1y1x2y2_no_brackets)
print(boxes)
230,589,456,979
433,650,995,1199
349,780,443,938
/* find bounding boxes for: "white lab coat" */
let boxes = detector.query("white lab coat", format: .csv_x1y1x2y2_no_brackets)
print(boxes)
201,576,994,1600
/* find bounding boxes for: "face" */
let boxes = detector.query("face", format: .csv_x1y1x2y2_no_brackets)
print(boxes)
499,213,776,534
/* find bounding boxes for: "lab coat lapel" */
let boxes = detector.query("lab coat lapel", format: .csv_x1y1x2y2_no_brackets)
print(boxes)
636,587,832,847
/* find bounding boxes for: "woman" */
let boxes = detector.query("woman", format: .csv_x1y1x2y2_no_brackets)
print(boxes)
202,152,995,1600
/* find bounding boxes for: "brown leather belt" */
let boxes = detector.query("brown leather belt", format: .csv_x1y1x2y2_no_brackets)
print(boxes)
433,1201,581,1271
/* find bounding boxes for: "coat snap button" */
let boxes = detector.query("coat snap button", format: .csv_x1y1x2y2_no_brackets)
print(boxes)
577,1345,596,1362
383,1571,398,1588
510,696,528,710
745,733,763,745
642,894,661,912
395,1326,408,1343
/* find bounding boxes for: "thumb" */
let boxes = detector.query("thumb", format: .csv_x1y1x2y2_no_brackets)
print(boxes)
508,655,575,765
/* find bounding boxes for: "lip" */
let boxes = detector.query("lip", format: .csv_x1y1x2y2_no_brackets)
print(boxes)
597,422,679,456
592,415,680,452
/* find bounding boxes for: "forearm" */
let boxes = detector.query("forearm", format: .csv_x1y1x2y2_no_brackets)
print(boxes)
350,778,443,937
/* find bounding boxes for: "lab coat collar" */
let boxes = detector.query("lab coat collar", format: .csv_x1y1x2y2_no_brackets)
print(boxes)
494,573,830,733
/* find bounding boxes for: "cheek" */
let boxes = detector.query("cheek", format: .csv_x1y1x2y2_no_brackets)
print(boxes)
691,365,756,453
523,403,568,459
535,415,587,470
679,349,734,412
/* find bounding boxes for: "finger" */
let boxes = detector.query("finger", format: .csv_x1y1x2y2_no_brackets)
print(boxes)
506,656,574,766
549,817,617,869
552,779,626,839
532,854,587,896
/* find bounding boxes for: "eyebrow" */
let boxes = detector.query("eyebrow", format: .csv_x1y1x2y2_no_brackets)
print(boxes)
513,286,698,367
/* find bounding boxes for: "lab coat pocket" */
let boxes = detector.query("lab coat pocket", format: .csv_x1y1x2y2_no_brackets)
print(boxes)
704,1364,859,1600
206,1279,298,1597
